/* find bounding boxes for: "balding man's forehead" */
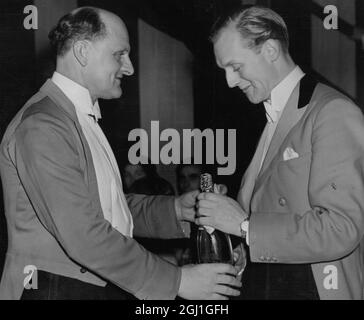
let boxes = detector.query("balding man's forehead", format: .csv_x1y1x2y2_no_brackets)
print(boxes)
99,12,128,37
72,6,100,14
99,10,125,26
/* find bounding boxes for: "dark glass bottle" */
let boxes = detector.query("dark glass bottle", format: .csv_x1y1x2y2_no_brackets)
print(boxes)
196,173,234,264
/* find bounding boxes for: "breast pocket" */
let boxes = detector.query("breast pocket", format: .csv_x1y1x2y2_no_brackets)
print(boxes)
277,151,312,178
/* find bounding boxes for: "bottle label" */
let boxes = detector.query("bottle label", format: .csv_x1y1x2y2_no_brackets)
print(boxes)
204,226,215,234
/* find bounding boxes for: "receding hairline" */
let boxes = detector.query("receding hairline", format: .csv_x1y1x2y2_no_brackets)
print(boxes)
72,6,127,37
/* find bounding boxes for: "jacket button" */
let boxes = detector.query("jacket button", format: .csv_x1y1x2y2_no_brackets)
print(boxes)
80,268,87,274
278,197,287,207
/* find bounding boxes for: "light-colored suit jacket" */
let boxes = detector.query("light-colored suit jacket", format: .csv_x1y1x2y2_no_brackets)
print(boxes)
238,75,364,300
0,80,186,300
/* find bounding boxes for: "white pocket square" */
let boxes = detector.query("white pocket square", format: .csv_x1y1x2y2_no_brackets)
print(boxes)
283,147,299,161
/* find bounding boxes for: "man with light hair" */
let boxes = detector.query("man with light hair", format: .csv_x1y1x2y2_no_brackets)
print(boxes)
197,5,364,299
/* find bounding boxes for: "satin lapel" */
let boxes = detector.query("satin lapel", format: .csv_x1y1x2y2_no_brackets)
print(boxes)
258,84,301,178
253,75,318,193
237,124,268,213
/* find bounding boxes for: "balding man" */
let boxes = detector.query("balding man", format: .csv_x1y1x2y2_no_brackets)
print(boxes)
0,7,241,300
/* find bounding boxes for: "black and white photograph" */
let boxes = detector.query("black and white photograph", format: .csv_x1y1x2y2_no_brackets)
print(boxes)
0,0,363,308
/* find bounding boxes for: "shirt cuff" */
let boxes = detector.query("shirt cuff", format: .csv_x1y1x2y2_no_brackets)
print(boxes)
244,222,250,246
174,198,191,237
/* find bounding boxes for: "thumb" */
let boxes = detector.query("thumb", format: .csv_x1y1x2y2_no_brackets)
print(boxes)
191,189,200,197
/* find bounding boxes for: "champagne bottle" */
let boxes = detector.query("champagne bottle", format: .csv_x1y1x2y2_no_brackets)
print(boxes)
196,173,234,264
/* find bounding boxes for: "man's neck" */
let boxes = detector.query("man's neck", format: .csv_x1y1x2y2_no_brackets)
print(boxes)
55,60,97,105
270,56,297,94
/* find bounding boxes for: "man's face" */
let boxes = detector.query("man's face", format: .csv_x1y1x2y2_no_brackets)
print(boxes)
213,26,276,104
84,18,134,101
178,166,201,194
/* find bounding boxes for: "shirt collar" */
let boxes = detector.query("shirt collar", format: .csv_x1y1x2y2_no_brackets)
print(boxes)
51,72,102,121
263,66,305,123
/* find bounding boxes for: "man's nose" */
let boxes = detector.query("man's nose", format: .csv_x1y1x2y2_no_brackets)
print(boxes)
121,55,134,76
225,69,240,88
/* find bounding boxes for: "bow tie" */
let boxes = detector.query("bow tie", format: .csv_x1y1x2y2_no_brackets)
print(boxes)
263,99,279,123
87,103,102,123
88,114,98,122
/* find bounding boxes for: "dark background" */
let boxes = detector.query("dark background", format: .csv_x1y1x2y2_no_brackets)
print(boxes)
0,0,363,278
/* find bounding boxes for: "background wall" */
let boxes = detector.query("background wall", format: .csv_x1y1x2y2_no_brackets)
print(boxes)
138,19,194,190
311,0,356,99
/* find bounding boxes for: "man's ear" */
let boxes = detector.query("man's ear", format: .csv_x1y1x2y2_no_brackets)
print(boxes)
73,40,90,67
262,39,280,63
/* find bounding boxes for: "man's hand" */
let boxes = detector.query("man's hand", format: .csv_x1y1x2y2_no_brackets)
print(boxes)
233,244,247,281
175,190,200,222
214,183,228,195
178,263,242,300
175,184,228,222
196,193,248,236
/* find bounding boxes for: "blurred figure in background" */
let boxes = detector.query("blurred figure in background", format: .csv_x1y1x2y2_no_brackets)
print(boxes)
124,162,174,195
176,163,203,195
122,163,147,192
123,161,178,264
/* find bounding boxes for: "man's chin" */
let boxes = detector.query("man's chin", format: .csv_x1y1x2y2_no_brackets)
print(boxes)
103,89,122,100
246,95,261,105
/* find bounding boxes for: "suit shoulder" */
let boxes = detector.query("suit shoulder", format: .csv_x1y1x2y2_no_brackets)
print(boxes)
22,96,70,123
15,97,75,141
311,83,362,118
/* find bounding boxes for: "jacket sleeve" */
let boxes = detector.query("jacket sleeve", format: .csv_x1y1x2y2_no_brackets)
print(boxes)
12,111,181,300
249,99,364,263
125,194,187,239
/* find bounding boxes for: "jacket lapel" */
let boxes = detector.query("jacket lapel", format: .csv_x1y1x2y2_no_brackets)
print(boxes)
39,79,96,189
258,84,302,178
237,124,268,213
253,75,318,194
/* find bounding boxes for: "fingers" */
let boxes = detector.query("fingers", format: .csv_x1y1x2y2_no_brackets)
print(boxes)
209,294,229,300
195,217,212,227
209,263,238,276
197,192,220,201
233,251,239,263
236,273,243,283
236,265,245,277
214,284,241,297
196,207,212,218
215,184,228,195
217,274,242,288
188,189,200,199
214,184,219,193
197,199,216,209
220,185,228,195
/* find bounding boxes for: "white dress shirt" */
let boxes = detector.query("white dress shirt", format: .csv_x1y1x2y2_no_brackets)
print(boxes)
260,66,305,171
52,72,134,237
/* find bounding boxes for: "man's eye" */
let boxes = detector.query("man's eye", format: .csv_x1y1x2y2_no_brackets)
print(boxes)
114,53,123,61
233,66,241,72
